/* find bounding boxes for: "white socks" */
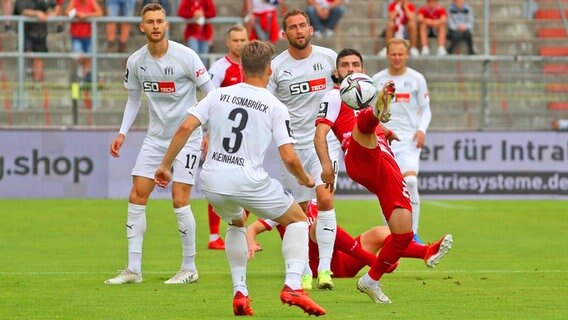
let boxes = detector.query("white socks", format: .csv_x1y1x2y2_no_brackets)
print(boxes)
404,175,420,233
225,225,248,296
315,210,336,271
126,203,146,274
282,221,309,290
174,205,197,271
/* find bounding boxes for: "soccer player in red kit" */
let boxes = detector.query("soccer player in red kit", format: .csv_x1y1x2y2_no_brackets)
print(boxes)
314,48,452,303
247,199,453,288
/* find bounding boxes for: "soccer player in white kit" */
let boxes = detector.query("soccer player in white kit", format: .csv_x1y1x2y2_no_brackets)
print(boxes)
105,3,216,285
203,24,248,251
268,8,341,290
155,40,326,317
372,38,432,244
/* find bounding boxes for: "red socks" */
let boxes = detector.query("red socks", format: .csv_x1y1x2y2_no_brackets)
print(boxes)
368,232,414,281
356,108,380,134
334,226,377,267
208,204,221,235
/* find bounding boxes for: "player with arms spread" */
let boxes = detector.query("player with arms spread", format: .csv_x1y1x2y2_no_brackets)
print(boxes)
105,3,216,285
314,47,452,303
268,8,342,290
155,40,326,317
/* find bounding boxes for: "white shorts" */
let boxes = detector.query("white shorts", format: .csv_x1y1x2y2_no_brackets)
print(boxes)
132,137,202,185
280,144,341,203
203,177,294,223
390,139,421,174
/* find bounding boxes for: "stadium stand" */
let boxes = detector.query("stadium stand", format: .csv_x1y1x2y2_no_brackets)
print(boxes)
0,0,567,130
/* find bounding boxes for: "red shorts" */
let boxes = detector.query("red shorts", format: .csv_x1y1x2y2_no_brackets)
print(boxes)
344,137,412,221
308,236,366,278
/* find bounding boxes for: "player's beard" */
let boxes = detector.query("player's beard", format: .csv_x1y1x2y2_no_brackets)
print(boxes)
289,35,311,50
146,31,166,44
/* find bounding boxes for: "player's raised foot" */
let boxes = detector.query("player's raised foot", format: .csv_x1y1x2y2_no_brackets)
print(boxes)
280,285,326,316
356,277,391,304
425,234,453,268
301,274,313,290
316,270,333,290
104,269,142,284
233,291,254,316
374,80,395,122
208,238,225,250
164,269,199,284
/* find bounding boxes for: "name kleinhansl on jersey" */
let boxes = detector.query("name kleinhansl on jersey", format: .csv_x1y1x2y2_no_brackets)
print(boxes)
210,151,245,167
219,94,269,113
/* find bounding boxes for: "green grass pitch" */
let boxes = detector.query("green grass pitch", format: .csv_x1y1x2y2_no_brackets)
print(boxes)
1,199,567,319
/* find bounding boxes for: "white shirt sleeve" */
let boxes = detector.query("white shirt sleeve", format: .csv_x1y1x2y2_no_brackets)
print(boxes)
271,101,296,147
118,89,142,136
418,102,432,133
189,90,214,126
199,78,217,95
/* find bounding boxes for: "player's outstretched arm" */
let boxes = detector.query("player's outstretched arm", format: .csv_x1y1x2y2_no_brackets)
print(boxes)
278,144,315,188
314,123,335,192
246,220,268,260
154,115,202,188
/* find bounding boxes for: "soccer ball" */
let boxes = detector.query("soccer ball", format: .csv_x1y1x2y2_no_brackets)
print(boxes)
339,73,377,110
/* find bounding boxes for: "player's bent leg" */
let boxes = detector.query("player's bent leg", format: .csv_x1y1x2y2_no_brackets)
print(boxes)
314,188,336,290
425,234,453,268
225,223,249,299
276,204,326,316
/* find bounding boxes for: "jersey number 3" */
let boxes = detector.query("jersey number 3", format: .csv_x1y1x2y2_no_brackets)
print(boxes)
223,108,249,154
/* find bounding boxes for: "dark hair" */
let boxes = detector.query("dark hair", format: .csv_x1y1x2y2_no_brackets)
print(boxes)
282,8,310,30
336,48,363,68
331,48,364,84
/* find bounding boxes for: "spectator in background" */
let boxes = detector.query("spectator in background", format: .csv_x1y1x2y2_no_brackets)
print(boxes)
417,0,447,56
143,0,171,15
447,0,475,55
65,0,104,82
105,0,136,53
552,119,568,131
242,0,286,44
378,0,419,57
2,0,13,32
14,0,62,82
178,0,216,65
305,0,345,38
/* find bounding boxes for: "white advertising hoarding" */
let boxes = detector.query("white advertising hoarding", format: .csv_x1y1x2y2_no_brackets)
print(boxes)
0,130,566,198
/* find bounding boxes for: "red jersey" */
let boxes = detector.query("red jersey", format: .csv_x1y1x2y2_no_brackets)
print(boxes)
178,0,216,42
315,87,389,152
388,0,416,26
208,55,245,88
418,5,447,20
68,0,98,38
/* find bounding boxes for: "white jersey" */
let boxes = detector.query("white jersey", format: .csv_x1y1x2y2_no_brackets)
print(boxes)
251,0,277,13
190,83,296,195
268,45,337,148
124,40,210,144
372,67,430,141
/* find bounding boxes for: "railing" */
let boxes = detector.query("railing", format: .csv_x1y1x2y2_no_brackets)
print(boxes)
1,12,568,131
0,15,241,111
